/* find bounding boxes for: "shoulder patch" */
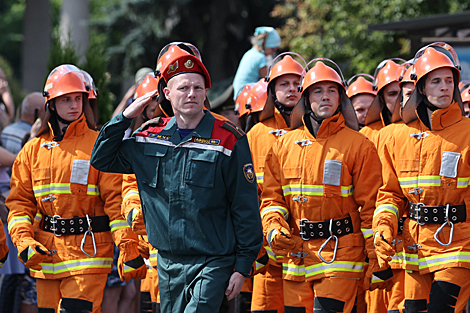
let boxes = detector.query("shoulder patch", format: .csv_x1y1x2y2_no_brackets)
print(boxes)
222,120,245,140
243,163,255,183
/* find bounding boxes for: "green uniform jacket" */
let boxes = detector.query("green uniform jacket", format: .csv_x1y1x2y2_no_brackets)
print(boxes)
91,111,262,275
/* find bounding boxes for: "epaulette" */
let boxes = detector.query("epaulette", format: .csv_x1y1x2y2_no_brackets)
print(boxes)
222,120,245,140
140,117,162,132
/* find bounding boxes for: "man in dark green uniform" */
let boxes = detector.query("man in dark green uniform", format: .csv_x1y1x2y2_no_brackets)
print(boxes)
91,44,262,313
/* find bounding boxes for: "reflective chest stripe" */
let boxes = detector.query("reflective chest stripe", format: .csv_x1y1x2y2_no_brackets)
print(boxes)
33,183,100,197
457,177,470,188
261,206,289,220
283,261,364,277
32,257,113,274
135,136,232,157
8,215,32,232
256,172,264,184
109,220,129,232
374,204,399,219
282,184,354,198
398,176,441,188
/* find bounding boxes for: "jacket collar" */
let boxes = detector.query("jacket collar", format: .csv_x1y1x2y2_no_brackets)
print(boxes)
48,114,89,140
303,112,345,139
417,100,462,131
163,110,215,144
273,106,289,129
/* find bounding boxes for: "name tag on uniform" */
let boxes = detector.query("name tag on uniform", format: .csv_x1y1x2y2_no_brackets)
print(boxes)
440,151,460,178
70,159,90,185
323,160,342,186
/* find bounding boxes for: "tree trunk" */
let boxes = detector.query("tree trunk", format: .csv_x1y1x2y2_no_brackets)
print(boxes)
21,0,51,92
60,0,89,61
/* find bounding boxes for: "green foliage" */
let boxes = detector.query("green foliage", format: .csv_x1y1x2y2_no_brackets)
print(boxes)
272,0,470,78
46,31,114,125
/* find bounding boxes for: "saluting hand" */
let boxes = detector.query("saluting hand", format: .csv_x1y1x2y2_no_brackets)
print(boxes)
123,90,158,119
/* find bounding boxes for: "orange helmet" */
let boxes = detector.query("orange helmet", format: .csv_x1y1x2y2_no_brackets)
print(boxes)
397,63,415,87
43,64,87,107
459,80,470,91
134,73,159,99
265,53,305,85
346,74,376,98
411,47,460,83
373,59,404,92
402,42,463,124
79,70,98,100
155,44,210,88
461,85,470,102
300,60,346,95
247,79,268,113
236,84,254,117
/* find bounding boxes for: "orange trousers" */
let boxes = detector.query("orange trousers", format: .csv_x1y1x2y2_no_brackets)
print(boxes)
365,269,405,312
36,273,107,313
402,267,470,313
284,277,358,313
251,263,284,312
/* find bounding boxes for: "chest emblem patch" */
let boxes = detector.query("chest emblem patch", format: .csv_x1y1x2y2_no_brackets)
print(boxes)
243,163,255,184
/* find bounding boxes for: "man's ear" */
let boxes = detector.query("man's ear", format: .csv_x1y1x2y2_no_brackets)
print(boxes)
163,87,171,101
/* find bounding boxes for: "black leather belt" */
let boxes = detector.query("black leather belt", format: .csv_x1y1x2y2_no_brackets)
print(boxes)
42,214,110,235
299,216,353,240
397,216,407,235
409,203,466,224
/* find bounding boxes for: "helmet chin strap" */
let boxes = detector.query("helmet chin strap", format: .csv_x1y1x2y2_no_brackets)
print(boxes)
423,97,440,112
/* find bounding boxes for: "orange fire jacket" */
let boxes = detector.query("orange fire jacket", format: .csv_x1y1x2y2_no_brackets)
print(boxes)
7,114,138,279
247,108,291,268
260,112,382,282
374,101,470,273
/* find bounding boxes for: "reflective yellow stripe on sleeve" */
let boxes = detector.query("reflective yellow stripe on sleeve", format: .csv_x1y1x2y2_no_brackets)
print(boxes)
123,190,139,200
260,206,289,220
374,204,399,220
361,228,373,239
110,220,129,232
8,215,32,232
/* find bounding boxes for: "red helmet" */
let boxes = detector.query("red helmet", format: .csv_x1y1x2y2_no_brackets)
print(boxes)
43,64,87,106
156,45,210,88
134,73,159,99
236,84,254,118
346,74,376,98
248,79,268,113
373,59,404,92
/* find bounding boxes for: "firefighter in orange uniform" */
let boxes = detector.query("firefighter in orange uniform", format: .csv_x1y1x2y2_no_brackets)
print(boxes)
459,81,470,117
7,65,146,313
260,59,383,313
360,59,403,144
244,78,268,132
346,74,377,129
247,54,304,313
373,43,470,313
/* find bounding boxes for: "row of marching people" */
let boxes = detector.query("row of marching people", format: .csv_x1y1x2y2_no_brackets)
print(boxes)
234,42,470,313
2,38,470,313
